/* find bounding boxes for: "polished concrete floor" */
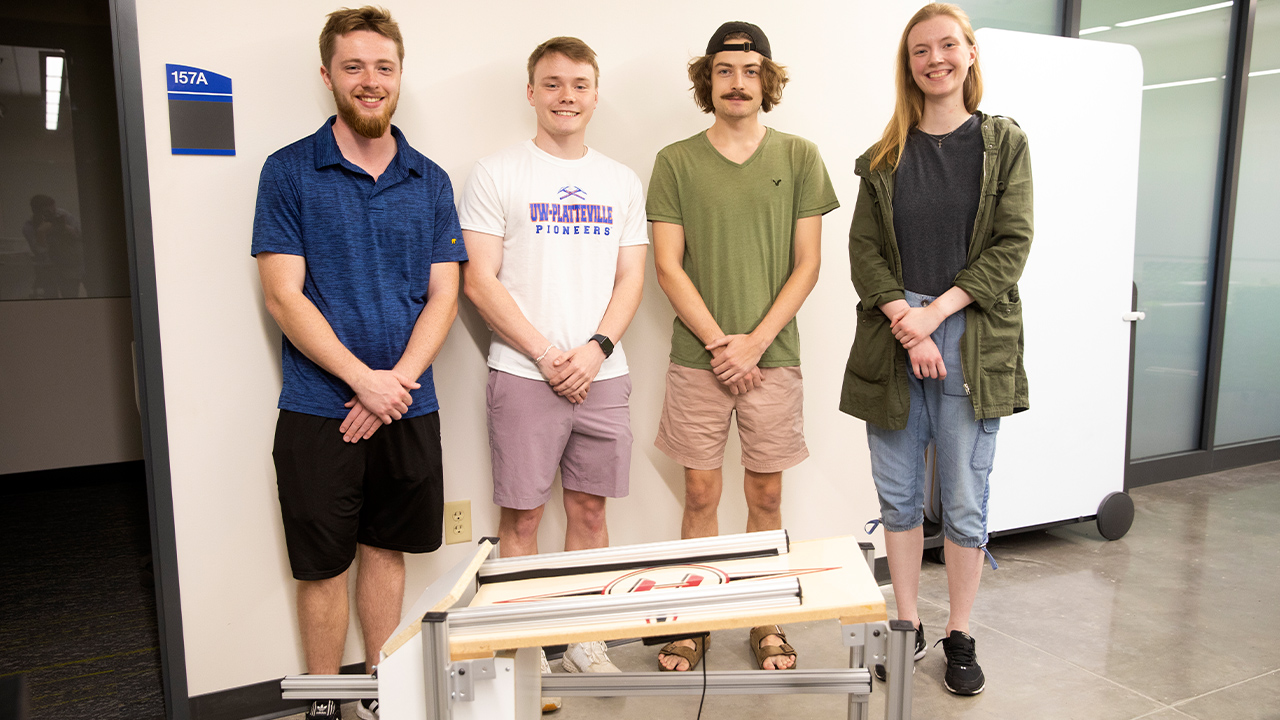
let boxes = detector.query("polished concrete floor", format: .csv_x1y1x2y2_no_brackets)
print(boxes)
305,460,1280,720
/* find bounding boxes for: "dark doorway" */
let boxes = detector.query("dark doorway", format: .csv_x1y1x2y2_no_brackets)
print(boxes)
0,2,162,718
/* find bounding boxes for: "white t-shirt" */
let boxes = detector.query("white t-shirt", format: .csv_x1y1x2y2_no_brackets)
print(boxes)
459,140,649,381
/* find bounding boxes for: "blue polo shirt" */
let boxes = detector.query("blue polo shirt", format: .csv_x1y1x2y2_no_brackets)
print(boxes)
251,118,467,419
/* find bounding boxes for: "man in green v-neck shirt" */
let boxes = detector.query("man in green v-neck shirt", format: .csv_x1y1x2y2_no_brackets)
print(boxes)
647,21,839,673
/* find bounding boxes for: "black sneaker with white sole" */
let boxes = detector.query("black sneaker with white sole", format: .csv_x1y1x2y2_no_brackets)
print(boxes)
939,630,985,695
873,621,926,682
306,700,342,719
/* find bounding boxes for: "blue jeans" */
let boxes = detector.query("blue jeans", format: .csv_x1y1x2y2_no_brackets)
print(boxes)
866,291,999,548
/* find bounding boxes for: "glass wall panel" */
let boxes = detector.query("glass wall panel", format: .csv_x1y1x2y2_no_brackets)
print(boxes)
964,0,1059,34
1080,1,1234,459
0,45,82,299
0,41,129,300
1216,0,1280,446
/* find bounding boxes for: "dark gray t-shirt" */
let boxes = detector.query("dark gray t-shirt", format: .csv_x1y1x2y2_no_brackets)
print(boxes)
892,113,983,297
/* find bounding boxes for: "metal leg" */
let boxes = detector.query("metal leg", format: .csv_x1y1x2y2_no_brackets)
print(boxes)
883,619,914,720
848,547,881,720
852,541,878,720
422,612,450,720
842,622,880,720
858,542,876,574
849,640,869,720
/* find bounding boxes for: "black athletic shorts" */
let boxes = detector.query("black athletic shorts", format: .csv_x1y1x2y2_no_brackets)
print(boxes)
272,409,444,580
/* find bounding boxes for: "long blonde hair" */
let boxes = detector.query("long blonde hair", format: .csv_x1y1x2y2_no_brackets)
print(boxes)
871,3,983,171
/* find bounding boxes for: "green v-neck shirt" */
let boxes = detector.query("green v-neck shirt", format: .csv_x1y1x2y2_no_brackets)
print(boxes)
647,128,839,369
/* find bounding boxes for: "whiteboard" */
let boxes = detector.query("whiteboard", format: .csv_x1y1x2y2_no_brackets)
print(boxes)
975,29,1143,532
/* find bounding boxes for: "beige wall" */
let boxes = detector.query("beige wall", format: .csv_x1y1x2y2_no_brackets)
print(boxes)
0,298,142,474
132,0,915,696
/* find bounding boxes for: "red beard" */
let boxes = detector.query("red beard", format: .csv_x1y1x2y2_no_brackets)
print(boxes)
333,88,398,139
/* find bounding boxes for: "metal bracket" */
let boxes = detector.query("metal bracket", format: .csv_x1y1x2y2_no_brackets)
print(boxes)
449,657,497,702
842,622,866,648
842,622,889,659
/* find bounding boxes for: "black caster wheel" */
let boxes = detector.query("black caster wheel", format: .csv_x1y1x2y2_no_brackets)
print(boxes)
926,546,946,565
1096,491,1134,540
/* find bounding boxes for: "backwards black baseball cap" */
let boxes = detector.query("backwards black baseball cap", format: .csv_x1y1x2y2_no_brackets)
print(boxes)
705,21,771,59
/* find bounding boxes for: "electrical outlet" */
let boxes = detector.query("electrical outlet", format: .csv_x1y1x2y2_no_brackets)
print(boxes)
444,500,471,545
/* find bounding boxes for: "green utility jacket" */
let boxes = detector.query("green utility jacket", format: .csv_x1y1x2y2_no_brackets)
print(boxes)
839,114,1034,430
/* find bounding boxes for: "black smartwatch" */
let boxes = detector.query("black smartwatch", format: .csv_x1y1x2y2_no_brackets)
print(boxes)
589,334,614,358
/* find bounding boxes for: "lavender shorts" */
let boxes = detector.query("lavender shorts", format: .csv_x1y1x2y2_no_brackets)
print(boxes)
486,370,633,510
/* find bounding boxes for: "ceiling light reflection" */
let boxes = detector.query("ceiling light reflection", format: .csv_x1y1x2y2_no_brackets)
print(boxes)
1115,2,1233,28
44,54,64,131
1142,76,1218,91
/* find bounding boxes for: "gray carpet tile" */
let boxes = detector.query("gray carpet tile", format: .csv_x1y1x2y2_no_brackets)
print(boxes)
0,465,165,719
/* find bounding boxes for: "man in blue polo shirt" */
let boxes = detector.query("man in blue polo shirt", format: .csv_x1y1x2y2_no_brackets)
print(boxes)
251,7,465,720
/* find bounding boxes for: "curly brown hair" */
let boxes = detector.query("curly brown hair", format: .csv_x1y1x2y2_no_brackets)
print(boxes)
687,32,788,114
319,6,403,68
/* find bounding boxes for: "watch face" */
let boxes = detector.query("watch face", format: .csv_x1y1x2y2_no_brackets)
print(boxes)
592,334,614,358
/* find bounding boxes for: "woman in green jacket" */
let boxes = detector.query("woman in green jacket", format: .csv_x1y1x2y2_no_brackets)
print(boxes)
840,2,1033,696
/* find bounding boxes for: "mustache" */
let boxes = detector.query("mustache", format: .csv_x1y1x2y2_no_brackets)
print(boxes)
720,91,753,101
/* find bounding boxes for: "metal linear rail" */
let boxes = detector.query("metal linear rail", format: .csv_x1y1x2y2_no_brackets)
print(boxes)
477,530,789,583
541,668,873,696
448,577,800,636
281,675,377,700
452,596,801,637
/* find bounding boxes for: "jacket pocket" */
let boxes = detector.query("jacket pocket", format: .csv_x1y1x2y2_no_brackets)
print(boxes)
847,306,894,383
977,295,1021,404
979,295,1022,374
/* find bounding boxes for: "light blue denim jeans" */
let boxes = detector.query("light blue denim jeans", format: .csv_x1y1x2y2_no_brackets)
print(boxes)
866,290,999,548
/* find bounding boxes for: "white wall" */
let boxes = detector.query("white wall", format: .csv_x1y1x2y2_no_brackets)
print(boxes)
131,0,920,696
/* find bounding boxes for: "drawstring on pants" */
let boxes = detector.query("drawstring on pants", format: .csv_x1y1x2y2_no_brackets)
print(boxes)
979,542,998,570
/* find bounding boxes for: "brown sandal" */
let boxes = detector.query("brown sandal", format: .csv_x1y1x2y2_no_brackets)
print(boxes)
750,625,797,670
657,634,709,672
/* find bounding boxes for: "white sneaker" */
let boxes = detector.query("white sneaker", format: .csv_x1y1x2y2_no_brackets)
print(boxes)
561,641,620,673
540,649,562,713
354,699,378,720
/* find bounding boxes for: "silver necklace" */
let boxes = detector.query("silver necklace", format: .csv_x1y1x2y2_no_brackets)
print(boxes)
920,127,958,148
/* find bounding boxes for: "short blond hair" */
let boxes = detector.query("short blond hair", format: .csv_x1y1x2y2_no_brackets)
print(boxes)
527,36,599,85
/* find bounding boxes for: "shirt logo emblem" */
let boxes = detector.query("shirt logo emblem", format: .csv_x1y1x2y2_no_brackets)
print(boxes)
559,186,587,200
772,179,782,186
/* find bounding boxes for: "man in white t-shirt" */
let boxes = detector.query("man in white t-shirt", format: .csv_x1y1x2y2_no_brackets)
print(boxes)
459,36,648,696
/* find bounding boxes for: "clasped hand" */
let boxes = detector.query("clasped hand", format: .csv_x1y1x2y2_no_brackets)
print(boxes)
706,334,765,396
339,368,420,443
540,343,605,404
890,305,943,350
906,338,947,380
